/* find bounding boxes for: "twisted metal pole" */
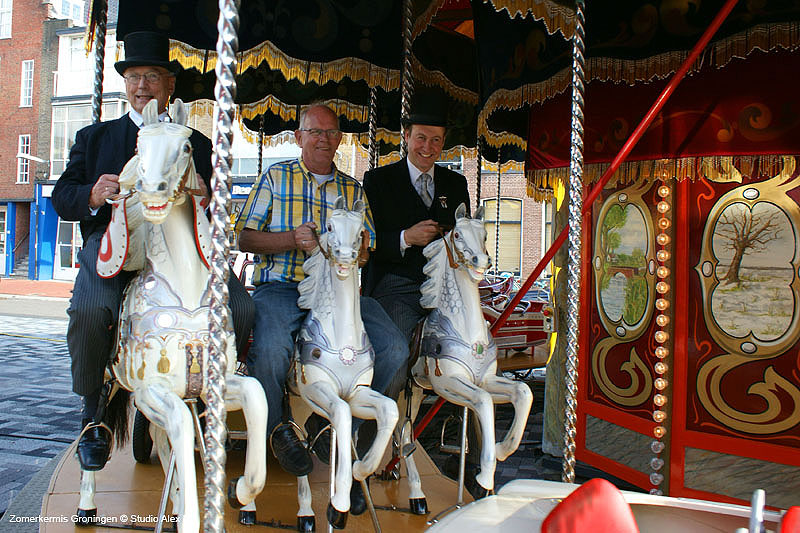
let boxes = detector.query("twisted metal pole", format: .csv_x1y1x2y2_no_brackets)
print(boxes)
475,143,482,212
562,0,586,484
400,0,414,157
493,160,501,275
205,0,239,530
257,114,264,177
90,0,107,124
368,86,379,170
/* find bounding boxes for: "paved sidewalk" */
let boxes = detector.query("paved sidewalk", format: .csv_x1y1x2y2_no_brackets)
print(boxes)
0,278,72,319
0,278,73,299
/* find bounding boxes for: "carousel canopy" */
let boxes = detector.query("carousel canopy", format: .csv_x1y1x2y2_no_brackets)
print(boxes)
111,1,800,171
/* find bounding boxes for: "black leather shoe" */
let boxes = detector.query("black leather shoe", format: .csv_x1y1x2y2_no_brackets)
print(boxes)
350,478,368,516
270,423,313,476
304,414,332,465
77,425,112,471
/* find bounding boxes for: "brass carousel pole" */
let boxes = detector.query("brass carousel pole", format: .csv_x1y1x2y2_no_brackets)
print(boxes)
205,0,240,530
400,0,414,158
562,0,586,484
90,0,107,124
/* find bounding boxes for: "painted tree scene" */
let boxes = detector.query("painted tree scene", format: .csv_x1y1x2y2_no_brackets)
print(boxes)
710,201,796,341
598,203,650,326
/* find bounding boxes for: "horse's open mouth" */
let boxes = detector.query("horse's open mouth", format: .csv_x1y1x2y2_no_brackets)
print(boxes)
335,263,354,278
145,203,168,211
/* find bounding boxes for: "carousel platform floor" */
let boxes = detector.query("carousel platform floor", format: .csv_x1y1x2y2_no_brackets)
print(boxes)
41,436,467,532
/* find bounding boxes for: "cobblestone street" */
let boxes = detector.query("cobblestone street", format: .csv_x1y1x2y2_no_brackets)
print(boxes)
0,315,80,517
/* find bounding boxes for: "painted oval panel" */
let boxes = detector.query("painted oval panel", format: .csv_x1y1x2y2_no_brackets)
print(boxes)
598,203,650,326
710,201,794,341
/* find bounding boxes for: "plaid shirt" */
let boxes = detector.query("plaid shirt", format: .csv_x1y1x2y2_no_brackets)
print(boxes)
235,158,376,284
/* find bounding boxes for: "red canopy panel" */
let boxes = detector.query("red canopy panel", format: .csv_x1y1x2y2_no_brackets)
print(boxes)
526,49,800,180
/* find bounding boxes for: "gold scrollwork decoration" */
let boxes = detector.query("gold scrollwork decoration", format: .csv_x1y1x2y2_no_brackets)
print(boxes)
591,337,653,407
697,355,800,434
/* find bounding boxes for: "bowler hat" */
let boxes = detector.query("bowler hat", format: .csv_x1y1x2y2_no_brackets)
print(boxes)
114,31,180,75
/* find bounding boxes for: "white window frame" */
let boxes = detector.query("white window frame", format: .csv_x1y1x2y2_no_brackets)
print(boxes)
483,197,523,276
17,134,31,184
20,60,34,107
0,0,11,39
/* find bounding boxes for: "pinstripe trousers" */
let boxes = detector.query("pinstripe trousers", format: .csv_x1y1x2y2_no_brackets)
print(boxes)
370,273,430,400
68,232,255,406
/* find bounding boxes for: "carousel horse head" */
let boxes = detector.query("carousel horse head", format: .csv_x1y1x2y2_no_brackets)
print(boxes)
321,195,366,279
125,98,199,224
446,203,490,282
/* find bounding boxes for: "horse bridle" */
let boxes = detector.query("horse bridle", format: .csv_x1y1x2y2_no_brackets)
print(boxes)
441,228,466,270
108,155,196,205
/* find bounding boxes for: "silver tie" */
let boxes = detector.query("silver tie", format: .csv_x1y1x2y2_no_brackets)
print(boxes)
418,173,433,208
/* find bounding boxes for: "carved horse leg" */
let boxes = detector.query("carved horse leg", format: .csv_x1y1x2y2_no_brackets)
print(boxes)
76,470,97,522
135,383,199,533
397,385,427,513
302,381,354,523
150,424,184,518
296,475,315,531
429,374,497,492
224,374,268,513
481,375,533,461
349,386,399,480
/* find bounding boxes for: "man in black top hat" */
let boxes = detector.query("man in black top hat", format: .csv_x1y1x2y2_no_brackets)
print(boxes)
362,110,486,500
362,111,471,347
52,31,254,471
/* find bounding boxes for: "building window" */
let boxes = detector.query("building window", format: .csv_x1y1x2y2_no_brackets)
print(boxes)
50,101,124,177
0,0,11,39
483,197,523,276
17,134,31,184
20,60,34,107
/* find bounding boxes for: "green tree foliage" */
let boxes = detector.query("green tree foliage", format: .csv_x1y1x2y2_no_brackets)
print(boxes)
623,276,648,324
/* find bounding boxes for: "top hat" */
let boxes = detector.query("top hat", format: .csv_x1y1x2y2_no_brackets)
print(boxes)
114,31,180,75
401,112,447,128
401,94,448,128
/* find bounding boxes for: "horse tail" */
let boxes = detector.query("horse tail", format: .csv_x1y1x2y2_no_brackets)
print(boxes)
107,388,131,449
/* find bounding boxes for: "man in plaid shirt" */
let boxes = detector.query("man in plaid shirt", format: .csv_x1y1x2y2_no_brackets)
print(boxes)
236,104,406,503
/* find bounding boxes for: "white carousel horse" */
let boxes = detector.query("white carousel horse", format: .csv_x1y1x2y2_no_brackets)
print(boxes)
288,196,399,530
403,203,534,507
76,99,268,532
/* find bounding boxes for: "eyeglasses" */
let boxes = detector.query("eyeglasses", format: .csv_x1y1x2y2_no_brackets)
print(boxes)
299,128,342,138
123,72,169,85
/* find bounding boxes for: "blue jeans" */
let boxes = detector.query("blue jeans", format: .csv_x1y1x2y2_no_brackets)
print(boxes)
249,281,408,433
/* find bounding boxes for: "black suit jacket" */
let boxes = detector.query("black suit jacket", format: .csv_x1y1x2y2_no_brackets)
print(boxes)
52,114,213,240
362,158,470,295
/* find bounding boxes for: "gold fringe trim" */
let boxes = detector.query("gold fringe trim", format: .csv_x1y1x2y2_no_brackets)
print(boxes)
526,155,795,201
411,55,479,105
488,0,575,38
413,0,447,41
169,39,401,92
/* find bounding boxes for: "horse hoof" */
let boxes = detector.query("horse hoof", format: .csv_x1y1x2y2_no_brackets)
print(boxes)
296,515,315,532
227,477,243,509
238,510,256,525
409,497,428,515
326,503,348,529
74,508,97,527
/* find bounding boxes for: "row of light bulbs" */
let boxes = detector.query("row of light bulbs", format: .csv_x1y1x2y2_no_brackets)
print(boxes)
650,183,672,495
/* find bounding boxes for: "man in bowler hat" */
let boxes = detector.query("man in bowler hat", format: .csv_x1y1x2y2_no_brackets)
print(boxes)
52,31,254,471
